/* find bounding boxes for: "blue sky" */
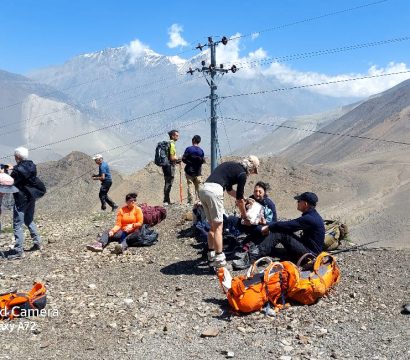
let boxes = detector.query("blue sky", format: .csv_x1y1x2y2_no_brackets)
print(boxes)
1,0,409,96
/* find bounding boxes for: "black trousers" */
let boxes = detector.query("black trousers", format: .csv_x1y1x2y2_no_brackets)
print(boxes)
99,180,115,209
162,164,175,203
99,229,141,249
257,232,313,262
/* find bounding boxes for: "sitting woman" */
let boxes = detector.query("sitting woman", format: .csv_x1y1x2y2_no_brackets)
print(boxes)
225,181,277,243
86,192,143,254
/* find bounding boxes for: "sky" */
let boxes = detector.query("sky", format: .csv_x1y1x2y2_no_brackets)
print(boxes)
1,0,410,97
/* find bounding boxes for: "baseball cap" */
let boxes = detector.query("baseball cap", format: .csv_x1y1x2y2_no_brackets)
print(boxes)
294,192,318,206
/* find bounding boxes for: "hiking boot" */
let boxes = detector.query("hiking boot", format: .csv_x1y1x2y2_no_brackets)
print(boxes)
112,205,119,212
113,243,125,255
5,249,25,260
402,304,410,315
28,243,42,252
101,204,107,211
210,252,227,269
86,241,103,252
232,253,251,270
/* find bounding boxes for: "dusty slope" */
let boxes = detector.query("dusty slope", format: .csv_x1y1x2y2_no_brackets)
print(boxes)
0,207,409,360
35,152,409,249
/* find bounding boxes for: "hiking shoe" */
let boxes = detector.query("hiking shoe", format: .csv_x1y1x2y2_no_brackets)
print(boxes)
28,243,42,252
5,249,25,260
112,205,119,212
402,304,410,315
210,252,227,269
113,243,125,255
101,204,107,211
207,250,216,263
232,253,251,270
86,241,103,252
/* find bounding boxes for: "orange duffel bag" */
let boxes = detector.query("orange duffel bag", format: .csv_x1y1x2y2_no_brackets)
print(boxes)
286,252,340,305
0,282,47,320
218,257,297,313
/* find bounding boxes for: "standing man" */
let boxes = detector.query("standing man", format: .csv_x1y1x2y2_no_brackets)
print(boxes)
162,130,180,205
5,147,42,260
182,135,205,205
198,155,260,269
92,154,118,212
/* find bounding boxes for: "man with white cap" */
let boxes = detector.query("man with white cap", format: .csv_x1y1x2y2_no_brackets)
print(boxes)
3,147,42,260
198,155,260,269
92,154,118,212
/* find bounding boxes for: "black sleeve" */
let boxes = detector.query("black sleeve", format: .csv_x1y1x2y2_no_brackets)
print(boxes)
235,172,247,200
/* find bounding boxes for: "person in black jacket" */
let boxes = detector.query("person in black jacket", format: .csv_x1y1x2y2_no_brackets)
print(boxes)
182,135,205,205
233,192,325,269
198,155,260,269
4,147,42,260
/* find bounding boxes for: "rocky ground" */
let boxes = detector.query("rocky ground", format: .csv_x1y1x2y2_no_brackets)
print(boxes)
0,205,409,360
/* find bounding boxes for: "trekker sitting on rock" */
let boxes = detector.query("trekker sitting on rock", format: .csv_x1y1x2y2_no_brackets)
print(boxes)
233,192,325,270
86,192,143,254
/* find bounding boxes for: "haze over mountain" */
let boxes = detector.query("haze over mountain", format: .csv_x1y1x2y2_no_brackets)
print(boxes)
0,70,141,171
24,45,358,167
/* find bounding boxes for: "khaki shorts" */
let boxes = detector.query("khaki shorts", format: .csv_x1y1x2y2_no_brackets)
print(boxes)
198,182,224,223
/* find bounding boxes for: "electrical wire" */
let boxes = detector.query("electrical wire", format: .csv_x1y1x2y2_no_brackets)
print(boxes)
229,0,388,42
0,97,207,160
221,116,410,146
226,35,410,70
220,70,410,99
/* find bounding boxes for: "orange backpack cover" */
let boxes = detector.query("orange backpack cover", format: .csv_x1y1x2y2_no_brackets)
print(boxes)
0,282,47,320
218,257,298,313
286,252,340,305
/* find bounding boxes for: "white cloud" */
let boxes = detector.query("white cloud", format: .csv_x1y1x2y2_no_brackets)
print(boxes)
127,39,150,64
263,61,410,97
167,24,188,48
251,32,259,40
187,34,410,98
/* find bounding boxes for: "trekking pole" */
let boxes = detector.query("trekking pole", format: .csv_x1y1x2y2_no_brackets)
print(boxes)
330,240,380,255
179,163,183,204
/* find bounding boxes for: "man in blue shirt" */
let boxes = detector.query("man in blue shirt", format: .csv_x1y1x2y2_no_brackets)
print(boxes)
182,135,205,205
92,154,118,211
233,192,325,269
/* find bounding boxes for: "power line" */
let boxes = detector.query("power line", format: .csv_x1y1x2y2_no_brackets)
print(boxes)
0,73,203,134
220,70,410,99
0,50,198,114
229,0,388,42
227,35,410,70
221,116,410,146
0,97,207,160
41,102,208,198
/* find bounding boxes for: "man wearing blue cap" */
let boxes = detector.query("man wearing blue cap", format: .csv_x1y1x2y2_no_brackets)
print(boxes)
233,191,325,269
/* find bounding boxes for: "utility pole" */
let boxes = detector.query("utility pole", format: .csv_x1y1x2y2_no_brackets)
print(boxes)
188,36,237,171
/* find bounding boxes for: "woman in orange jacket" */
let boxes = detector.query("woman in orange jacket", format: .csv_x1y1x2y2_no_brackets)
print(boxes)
86,192,143,254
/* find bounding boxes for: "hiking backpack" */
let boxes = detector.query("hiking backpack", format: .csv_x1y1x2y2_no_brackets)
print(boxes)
218,257,297,313
126,224,159,247
0,282,47,320
324,220,349,251
286,252,340,305
154,141,170,167
139,203,167,226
